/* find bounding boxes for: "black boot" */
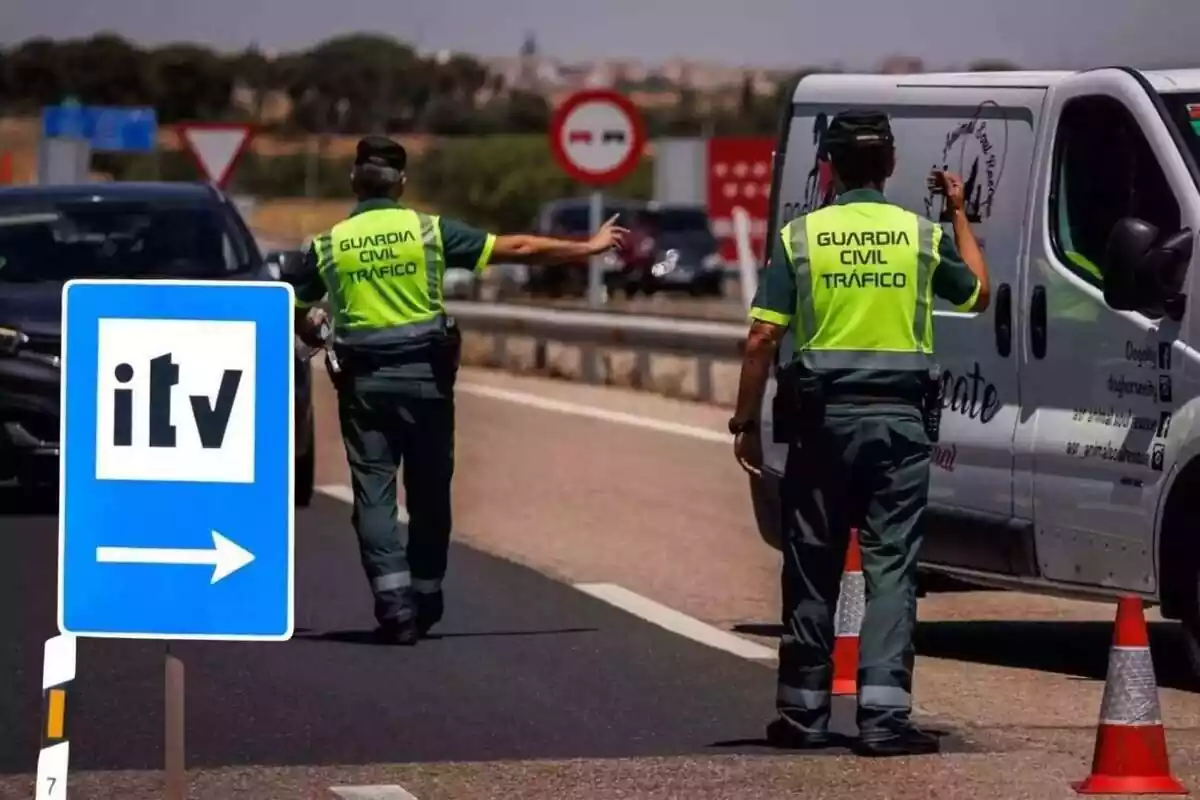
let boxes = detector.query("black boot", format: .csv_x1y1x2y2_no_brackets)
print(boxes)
374,614,419,646
765,718,835,750
853,726,940,757
415,591,444,637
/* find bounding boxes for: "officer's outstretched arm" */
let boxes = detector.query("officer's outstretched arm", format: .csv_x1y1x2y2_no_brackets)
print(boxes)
491,215,629,265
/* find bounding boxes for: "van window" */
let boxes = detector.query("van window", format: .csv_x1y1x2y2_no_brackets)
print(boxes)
1051,95,1180,287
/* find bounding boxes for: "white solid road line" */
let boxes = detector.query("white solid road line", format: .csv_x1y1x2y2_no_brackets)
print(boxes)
330,786,419,800
457,382,732,444
574,583,777,661
314,486,775,664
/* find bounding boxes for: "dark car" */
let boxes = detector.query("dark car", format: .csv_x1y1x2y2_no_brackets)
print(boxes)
0,182,316,506
636,204,727,297
526,197,654,298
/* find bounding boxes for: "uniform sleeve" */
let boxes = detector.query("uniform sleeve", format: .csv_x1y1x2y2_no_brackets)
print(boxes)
439,216,497,272
930,229,981,311
748,229,796,326
290,238,327,308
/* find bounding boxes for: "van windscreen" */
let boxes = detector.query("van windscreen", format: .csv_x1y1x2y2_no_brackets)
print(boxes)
1159,93,1200,172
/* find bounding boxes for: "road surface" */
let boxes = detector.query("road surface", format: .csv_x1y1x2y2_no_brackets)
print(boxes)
4,366,1200,798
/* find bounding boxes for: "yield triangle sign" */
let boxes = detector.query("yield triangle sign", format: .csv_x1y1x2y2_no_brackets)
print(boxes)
177,123,255,188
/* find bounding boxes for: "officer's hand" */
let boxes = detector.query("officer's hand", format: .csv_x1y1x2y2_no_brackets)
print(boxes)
928,170,965,214
297,307,330,349
588,214,631,255
734,430,763,477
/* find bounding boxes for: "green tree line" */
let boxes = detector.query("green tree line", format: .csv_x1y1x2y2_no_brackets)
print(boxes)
0,33,812,137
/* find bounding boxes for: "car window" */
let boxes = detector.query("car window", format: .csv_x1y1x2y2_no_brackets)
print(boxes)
1051,95,1181,287
646,208,719,248
548,205,642,232
0,197,253,282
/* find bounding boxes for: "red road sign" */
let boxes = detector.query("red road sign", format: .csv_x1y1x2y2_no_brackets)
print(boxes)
549,90,646,186
177,122,255,189
706,137,774,262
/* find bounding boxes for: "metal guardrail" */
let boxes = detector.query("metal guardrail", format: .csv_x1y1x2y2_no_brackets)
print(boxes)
444,301,747,403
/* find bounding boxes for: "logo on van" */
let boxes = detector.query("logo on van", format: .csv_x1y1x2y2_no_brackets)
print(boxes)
925,103,1008,224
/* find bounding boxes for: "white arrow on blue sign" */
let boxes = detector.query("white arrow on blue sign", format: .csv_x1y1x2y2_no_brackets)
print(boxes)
58,280,295,640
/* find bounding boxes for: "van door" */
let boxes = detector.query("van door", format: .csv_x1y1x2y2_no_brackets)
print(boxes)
1018,69,1199,591
759,83,1044,570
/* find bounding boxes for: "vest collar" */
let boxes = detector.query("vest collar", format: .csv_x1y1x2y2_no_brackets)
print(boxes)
350,198,401,216
835,188,887,205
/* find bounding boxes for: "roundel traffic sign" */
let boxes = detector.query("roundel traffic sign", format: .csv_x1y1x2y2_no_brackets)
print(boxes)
549,89,646,186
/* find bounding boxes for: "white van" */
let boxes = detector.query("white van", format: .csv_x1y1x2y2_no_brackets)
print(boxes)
750,67,1200,674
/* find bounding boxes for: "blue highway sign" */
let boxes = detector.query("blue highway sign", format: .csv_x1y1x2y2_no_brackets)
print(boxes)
42,104,158,152
59,280,295,640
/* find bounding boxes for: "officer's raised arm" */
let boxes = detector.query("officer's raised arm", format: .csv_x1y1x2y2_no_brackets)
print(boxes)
488,214,629,265
928,169,990,313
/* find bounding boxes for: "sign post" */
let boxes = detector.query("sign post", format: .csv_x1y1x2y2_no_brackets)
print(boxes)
176,123,255,189
549,90,646,308
59,280,295,798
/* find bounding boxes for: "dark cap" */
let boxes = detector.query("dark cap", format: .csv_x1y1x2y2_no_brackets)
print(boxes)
355,135,407,172
824,110,894,150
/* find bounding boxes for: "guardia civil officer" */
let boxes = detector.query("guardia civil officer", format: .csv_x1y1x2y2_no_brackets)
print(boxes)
729,111,990,756
290,136,628,645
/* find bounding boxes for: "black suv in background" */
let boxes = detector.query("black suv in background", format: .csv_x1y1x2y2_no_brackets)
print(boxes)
638,204,726,297
0,182,316,505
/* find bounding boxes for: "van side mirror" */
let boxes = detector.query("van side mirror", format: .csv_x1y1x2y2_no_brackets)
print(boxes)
1102,217,1192,320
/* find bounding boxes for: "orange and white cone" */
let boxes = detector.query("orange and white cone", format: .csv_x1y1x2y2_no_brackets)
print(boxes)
831,528,864,696
1075,596,1186,795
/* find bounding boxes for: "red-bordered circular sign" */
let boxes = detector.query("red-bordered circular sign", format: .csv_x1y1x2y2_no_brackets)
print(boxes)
549,89,646,186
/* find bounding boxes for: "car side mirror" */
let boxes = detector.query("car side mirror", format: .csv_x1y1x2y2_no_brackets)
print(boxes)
1102,217,1192,320
264,249,304,281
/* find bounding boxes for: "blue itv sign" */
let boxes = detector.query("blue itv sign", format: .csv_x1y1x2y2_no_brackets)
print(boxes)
58,280,295,640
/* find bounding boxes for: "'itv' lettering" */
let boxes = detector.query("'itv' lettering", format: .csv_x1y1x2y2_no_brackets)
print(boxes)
95,318,257,484
111,353,243,450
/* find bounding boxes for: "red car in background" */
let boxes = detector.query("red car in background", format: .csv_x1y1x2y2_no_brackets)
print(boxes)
526,197,655,298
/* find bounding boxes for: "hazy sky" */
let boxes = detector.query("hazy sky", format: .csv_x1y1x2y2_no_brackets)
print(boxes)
5,0,1199,71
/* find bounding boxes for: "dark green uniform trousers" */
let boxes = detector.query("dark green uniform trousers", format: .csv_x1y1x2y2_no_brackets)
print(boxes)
776,403,931,741
336,373,455,625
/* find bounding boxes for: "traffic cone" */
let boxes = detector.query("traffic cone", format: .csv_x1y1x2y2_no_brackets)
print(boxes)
831,528,864,696
1075,596,1187,795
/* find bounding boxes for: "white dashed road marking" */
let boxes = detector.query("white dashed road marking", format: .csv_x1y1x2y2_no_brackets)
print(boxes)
574,582,777,661
314,487,774,663
330,786,420,800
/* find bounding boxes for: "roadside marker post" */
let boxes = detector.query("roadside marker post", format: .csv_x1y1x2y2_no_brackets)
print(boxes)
57,279,296,798
34,634,76,800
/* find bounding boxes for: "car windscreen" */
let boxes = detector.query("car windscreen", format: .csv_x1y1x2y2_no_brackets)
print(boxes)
0,197,248,282
1159,92,1200,176
550,205,643,233
647,208,719,248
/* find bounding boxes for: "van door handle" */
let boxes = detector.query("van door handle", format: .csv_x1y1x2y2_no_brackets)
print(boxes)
1031,285,1048,359
994,282,1012,357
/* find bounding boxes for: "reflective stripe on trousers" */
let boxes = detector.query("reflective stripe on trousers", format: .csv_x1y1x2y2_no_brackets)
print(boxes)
778,684,831,711
412,578,443,594
372,571,411,592
860,685,911,710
